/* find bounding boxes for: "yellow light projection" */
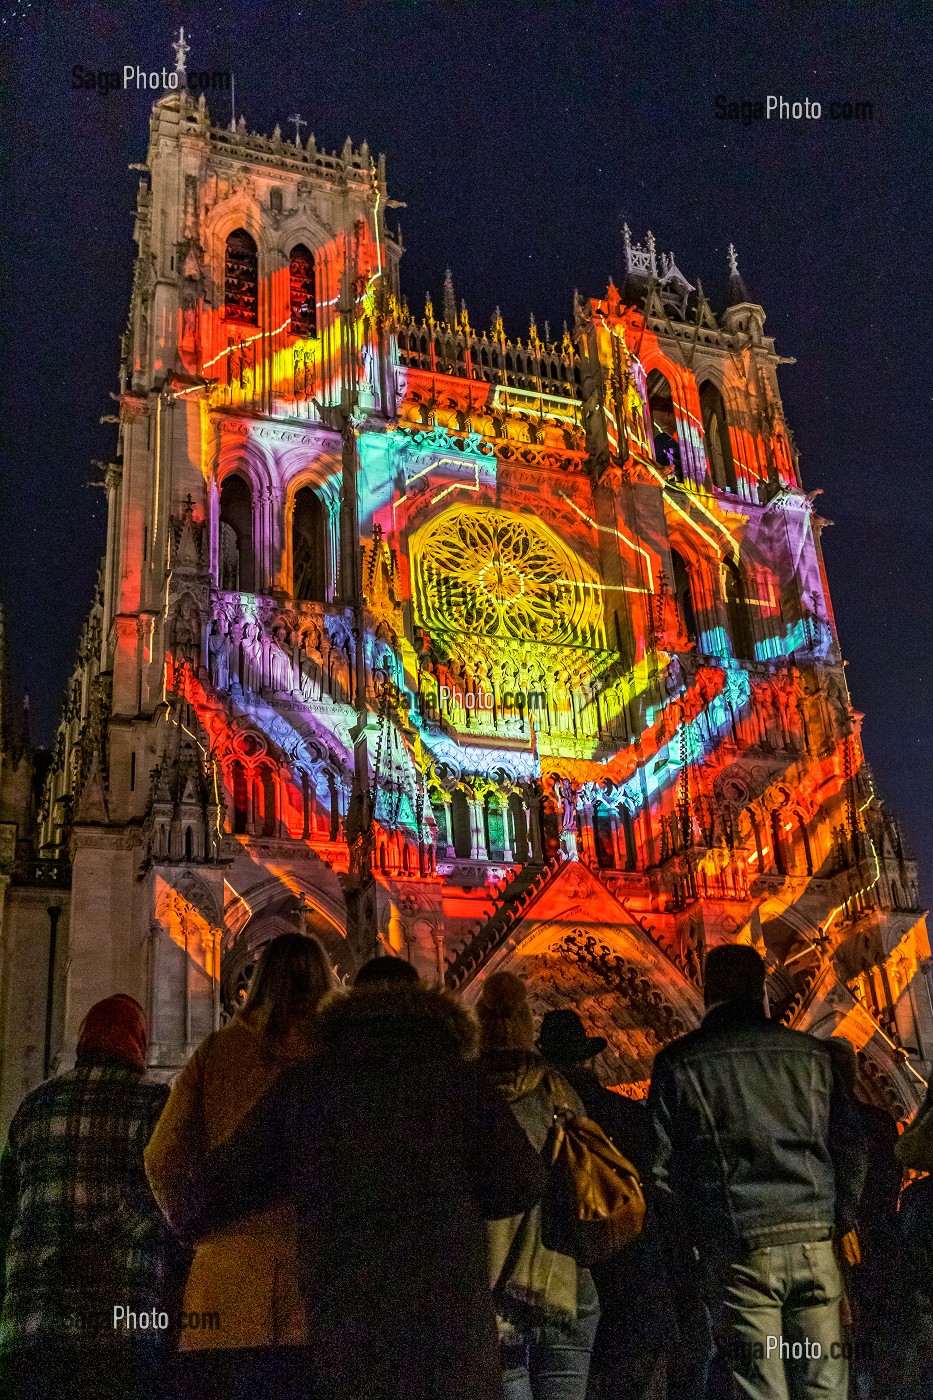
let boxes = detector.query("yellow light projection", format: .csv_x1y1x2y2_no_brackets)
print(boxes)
413,505,604,645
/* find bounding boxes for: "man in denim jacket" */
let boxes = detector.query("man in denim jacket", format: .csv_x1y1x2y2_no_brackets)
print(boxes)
648,945,866,1400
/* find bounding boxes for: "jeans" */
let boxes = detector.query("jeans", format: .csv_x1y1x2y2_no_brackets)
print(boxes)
711,1238,848,1400
501,1269,600,1400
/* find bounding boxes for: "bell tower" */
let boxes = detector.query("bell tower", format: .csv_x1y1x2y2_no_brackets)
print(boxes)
40,41,403,1070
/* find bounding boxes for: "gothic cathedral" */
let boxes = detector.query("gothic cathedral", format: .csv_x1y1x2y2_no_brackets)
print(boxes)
1,75,930,1128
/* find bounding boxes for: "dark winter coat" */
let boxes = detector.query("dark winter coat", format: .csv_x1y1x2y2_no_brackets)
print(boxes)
0,1055,170,1356
556,1064,653,1178
648,1000,866,1253
481,1050,587,1334
181,983,547,1400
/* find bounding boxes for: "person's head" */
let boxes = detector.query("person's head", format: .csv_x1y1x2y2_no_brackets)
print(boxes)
826,1035,858,1097
354,956,421,988
703,944,766,1011
77,995,148,1071
475,971,534,1053
241,932,335,1041
538,1008,607,1068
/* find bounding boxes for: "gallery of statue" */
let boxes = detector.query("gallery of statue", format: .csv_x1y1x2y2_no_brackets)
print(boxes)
1,72,930,1132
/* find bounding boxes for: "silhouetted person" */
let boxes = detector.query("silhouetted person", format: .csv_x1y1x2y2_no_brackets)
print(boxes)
648,945,865,1400
539,1009,666,1400
146,933,335,1400
353,954,421,987
0,995,172,1400
176,963,545,1400
895,1075,933,1398
478,976,600,1400
538,1009,651,1176
826,1036,902,1396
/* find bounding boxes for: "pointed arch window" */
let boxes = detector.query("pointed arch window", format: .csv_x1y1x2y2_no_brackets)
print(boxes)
451,789,472,859
647,369,682,480
219,474,255,593
670,548,698,645
484,795,506,861
724,559,755,661
230,761,248,834
593,806,615,869
224,230,258,325
507,793,529,862
260,768,277,837
771,810,789,875
620,805,638,870
292,486,327,602
798,815,814,875
289,244,317,336
699,381,737,492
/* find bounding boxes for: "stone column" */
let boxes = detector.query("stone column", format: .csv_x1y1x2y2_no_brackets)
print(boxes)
578,801,597,864
467,797,489,862
438,794,456,860
527,786,544,863
207,476,220,583
608,812,623,868
497,794,515,863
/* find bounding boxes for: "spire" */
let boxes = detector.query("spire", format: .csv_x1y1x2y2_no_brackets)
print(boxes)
727,242,751,305
442,267,457,326
18,693,31,753
172,26,189,83
491,305,504,339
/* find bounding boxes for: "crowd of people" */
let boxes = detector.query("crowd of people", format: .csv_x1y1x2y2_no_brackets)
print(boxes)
0,933,931,1400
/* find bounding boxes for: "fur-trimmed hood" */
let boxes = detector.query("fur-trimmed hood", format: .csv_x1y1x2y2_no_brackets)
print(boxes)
319,982,479,1060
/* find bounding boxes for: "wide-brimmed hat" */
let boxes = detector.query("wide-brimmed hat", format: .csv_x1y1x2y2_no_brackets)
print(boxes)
538,1009,606,1066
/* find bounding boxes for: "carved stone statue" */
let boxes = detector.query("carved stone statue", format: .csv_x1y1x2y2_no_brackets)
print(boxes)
269,623,293,693
208,618,229,690
556,776,576,831
172,596,200,669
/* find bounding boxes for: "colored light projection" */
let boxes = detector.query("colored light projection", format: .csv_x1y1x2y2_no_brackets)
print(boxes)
149,173,924,1103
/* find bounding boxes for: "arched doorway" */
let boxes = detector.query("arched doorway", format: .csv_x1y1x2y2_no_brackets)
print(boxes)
459,911,702,1094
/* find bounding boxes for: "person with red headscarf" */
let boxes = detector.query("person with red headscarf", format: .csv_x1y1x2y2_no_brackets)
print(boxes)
0,995,174,1400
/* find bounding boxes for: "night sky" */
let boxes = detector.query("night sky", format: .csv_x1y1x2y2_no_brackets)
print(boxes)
1,1,930,895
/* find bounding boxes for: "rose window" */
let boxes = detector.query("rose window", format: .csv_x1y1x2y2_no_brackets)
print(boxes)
414,506,602,643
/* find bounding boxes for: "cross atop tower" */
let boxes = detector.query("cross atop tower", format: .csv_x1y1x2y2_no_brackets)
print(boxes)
172,26,189,80
288,113,308,147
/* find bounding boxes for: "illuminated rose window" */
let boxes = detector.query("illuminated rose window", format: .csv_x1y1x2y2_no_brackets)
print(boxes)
413,506,602,643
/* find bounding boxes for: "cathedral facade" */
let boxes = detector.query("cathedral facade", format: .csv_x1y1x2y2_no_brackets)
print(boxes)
2,72,930,1129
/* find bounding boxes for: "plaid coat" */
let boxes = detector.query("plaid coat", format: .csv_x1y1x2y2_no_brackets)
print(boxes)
0,1054,170,1355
